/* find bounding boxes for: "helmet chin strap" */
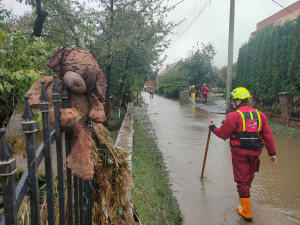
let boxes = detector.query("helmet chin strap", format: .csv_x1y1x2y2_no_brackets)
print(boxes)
234,99,248,110
233,99,241,110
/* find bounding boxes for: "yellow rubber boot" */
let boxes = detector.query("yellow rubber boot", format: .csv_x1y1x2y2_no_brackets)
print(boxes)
237,197,252,222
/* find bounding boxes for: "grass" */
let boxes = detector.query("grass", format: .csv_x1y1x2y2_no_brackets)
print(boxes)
268,120,300,140
132,106,183,225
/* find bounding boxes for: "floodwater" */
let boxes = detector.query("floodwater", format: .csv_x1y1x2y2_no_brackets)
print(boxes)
142,92,300,225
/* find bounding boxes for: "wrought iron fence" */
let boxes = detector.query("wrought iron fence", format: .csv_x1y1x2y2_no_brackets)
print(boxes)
0,75,93,225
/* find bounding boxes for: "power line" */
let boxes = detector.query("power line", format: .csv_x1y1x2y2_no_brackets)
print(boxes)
164,0,207,48
179,0,212,36
271,0,298,17
172,0,204,35
167,0,186,10
170,1,208,46
170,0,212,48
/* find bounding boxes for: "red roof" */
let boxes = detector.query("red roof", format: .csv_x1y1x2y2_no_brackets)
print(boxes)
144,80,153,87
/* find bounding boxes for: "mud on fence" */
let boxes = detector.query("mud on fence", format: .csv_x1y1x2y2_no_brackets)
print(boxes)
0,79,135,225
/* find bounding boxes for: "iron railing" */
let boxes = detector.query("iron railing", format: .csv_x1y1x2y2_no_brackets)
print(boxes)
0,75,93,225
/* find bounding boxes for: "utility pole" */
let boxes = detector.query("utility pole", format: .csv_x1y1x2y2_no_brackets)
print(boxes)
226,0,235,113
156,53,159,91
156,69,159,91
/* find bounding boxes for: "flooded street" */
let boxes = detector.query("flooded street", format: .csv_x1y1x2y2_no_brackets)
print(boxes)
142,92,300,225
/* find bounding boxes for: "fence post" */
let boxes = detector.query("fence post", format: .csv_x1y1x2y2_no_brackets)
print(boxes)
74,175,79,225
0,128,17,225
88,120,94,225
278,92,290,125
83,180,88,225
180,89,189,105
79,178,84,225
40,80,56,225
62,84,74,225
52,75,66,225
21,95,41,225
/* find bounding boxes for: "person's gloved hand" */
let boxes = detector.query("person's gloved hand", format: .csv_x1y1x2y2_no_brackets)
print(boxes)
208,120,216,132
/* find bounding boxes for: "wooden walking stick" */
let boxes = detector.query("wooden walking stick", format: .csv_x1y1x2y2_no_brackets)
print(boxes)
200,128,212,178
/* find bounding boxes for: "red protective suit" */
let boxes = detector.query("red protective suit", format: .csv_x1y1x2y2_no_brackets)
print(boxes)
201,86,209,103
209,106,276,197
201,86,209,94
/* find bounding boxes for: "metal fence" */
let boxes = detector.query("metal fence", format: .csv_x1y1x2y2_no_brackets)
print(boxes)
0,75,93,225
179,89,190,105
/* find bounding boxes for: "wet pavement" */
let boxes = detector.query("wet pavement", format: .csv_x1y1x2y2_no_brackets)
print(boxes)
142,92,300,225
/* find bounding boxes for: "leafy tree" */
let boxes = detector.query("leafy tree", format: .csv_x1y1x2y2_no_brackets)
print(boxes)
3,0,178,124
0,31,51,126
215,65,230,89
13,0,93,48
180,42,217,87
235,17,300,114
16,0,48,37
287,16,300,97
92,0,176,120
0,7,11,29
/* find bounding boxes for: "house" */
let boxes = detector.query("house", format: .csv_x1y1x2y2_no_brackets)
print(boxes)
158,60,182,77
251,1,300,37
144,80,154,88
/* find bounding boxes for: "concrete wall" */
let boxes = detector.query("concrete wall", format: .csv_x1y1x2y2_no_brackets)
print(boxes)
114,102,134,216
114,102,134,173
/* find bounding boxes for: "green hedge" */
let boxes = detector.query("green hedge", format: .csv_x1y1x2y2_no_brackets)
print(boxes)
158,83,189,98
235,16,300,103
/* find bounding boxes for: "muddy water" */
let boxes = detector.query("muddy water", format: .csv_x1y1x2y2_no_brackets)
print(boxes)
142,92,300,225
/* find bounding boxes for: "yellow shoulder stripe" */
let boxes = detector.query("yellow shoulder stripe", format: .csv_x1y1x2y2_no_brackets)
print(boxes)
255,109,261,131
236,110,246,131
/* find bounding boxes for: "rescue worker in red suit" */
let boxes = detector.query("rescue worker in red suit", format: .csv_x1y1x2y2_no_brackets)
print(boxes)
208,87,277,222
201,83,209,103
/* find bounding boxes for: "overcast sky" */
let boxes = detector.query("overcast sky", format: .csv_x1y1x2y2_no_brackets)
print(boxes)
162,0,298,70
1,0,299,70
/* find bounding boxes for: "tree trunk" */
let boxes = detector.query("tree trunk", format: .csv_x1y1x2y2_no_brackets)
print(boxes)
104,0,114,126
32,0,48,37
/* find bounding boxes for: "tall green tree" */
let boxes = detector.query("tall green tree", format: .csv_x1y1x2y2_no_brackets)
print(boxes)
0,31,51,126
236,17,300,111
4,0,178,123
14,0,93,48
16,0,48,37
287,16,300,97
91,0,176,120
180,42,217,86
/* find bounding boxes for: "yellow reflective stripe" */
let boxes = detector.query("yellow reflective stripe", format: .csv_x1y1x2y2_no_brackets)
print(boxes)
255,109,261,131
249,111,253,120
236,110,246,131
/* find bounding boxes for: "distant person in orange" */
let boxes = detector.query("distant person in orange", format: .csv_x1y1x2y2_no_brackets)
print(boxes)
190,85,196,103
201,83,209,104
208,87,277,222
